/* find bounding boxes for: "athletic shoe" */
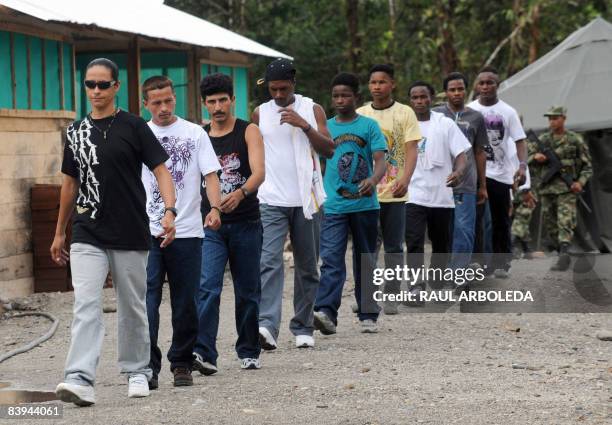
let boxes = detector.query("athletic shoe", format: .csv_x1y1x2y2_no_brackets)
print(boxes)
258,327,278,351
493,269,510,279
149,375,159,390
127,374,150,398
382,301,399,315
173,367,193,387
240,358,261,370
55,382,95,407
402,285,425,307
313,310,336,335
295,334,315,348
360,319,378,333
192,352,218,376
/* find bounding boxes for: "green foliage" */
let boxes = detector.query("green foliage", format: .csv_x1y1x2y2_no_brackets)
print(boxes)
166,0,611,113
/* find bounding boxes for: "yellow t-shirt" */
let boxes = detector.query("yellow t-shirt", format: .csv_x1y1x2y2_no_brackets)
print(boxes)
356,101,421,202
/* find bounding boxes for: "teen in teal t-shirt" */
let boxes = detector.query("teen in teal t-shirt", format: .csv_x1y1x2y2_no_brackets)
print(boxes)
313,72,387,336
324,116,387,214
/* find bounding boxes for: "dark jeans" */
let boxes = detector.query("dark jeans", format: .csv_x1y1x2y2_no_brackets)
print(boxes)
450,193,477,269
146,237,201,376
486,177,513,271
315,210,380,324
194,220,262,365
405,203,453,280
376,202,406,296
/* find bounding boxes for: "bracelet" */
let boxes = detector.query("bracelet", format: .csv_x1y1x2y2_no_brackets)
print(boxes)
519,161,527,168
302,123,312,133
211,206,221,213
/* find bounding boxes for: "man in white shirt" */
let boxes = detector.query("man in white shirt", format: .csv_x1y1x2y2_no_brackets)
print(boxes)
251,58,335,349
141,76,221,389
405,81,470,303
468,66,527,278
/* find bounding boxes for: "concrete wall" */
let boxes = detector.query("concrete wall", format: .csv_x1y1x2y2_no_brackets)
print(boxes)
0,109,75,299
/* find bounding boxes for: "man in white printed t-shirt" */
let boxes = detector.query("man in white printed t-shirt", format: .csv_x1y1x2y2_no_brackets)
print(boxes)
251,58,335,350
140,76,221,389
405,81,471,304
468,66,527,278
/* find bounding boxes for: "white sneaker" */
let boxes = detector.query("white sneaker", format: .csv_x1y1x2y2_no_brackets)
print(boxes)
258,327,277,351
55,382,95,407
360,319,378,333
192,352,218,376
295,334,315,348
127,374,150,398
240,358,261,370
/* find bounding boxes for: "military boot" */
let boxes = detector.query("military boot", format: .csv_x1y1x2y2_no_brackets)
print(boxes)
550,243,571,271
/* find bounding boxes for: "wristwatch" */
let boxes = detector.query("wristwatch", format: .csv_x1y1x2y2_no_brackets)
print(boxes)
164,207,178,217
240,187,250,198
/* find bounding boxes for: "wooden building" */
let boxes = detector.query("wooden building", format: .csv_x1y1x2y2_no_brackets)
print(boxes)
0,0,289,299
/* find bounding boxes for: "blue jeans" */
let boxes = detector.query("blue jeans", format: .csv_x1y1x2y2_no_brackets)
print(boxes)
315,210,380,325
450,193,477,269
194,220,262,365
146,237,201,377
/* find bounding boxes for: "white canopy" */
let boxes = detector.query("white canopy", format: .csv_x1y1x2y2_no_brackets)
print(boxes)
499,17,612,132
0,0,291,59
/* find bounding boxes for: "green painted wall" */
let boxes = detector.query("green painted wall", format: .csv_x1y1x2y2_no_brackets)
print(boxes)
200,63,249,121
0,30,73,111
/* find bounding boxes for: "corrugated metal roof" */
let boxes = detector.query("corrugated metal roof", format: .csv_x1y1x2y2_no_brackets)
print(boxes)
0,0,291,59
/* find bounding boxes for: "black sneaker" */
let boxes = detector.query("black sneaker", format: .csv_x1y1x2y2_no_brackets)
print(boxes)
148,375,159,391
172,367,193,387
192,352,218,376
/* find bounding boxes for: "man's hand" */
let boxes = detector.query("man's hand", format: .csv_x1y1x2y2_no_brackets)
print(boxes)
570,181,583,193
220,189,245,214
446,171,461,187
390,177,408,198
157,211,176,248
50,234,69,266
278,107,309,130
522,191,537,209
514,167,527,186
534,153,547,164
204,208,221,231
358,178,376,196
477,186,488,205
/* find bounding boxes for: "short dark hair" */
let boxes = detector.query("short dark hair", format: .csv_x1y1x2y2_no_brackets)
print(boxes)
86,58,119,81
408,80,435,97
142,75,174,100
443,72,468,91
478,65,499,76
368,63,394,79
200,73,234,100
331,72,359,94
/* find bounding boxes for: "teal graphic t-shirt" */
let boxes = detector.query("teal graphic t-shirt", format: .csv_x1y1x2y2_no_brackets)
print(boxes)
324,114,387,214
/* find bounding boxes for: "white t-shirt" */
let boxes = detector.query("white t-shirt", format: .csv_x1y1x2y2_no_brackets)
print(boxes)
408,112,471,208
257,98,312,207
142,117,221,238
467,99,526,185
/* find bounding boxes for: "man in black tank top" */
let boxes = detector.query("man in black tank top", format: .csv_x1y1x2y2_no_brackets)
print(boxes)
193,73,266,373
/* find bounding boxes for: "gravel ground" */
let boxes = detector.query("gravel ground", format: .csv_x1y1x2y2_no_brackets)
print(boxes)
0,254,610,425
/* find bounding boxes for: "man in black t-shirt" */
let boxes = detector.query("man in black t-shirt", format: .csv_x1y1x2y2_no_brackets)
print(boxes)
193,73,266,372
51,58,176,407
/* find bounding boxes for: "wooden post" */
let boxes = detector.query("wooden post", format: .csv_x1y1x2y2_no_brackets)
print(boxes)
127,36,141,115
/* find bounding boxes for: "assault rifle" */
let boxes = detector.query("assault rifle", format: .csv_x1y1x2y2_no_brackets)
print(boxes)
527,129,592,213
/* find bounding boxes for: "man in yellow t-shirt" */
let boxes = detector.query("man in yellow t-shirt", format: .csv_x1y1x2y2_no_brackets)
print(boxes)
356,64,420,314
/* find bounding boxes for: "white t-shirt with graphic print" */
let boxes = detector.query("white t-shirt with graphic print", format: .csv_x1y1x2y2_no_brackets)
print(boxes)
142,117,221,238
467,99,526,185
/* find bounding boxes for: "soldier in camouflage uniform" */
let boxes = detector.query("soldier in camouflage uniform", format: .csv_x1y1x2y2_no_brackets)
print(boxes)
533,106,592,271
512,140,539,259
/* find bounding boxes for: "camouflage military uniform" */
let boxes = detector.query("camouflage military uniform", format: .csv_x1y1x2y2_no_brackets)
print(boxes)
535,130,592,245
511,140,540,243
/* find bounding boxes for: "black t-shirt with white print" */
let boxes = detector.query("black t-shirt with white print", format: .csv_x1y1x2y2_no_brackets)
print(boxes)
61,110,169,250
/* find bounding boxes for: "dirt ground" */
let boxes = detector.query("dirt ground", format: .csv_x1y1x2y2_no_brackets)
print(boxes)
0,254,611,425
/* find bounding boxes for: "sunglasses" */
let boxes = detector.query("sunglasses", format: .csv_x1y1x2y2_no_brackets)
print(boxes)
84,80,116,90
